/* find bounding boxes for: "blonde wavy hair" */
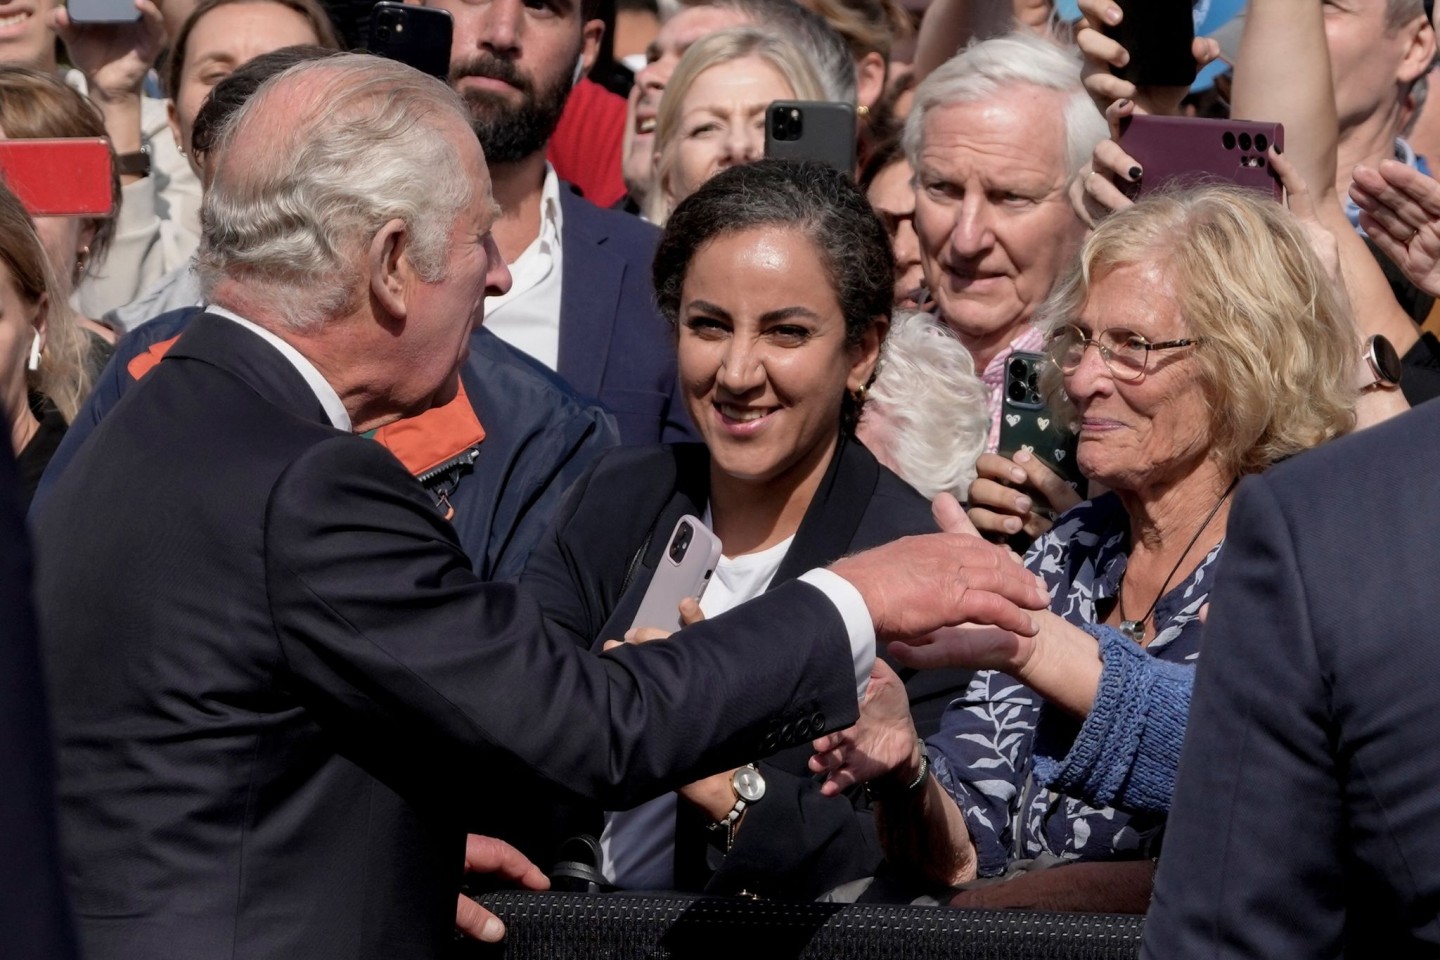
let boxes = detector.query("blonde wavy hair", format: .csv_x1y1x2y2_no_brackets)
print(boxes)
0,183,93,423
648,27,827,224
1036,184,1356,480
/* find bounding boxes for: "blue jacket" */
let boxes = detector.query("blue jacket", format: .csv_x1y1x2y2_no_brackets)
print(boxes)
37,307,618,581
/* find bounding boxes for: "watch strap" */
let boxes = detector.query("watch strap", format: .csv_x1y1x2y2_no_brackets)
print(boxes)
116,147,151,178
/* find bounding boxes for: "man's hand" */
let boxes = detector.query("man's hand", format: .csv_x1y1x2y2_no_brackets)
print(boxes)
810,660,919,796
1351,158,1440,298
454,835,550,943
830,531,1049,642
966,451,1082,541
603,598,704,651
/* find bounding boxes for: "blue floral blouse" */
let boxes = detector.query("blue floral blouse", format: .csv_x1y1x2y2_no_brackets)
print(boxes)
927,493,1220,877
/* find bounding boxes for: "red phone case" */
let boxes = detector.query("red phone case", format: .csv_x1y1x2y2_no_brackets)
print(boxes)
1118,116,1285,202
0,139,115,217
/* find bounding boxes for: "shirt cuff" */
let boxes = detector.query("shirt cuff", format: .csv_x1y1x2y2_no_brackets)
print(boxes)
798,567,876,699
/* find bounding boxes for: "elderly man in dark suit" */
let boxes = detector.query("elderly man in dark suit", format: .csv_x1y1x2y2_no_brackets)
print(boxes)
1142,398,1440,956
32,55,1048,960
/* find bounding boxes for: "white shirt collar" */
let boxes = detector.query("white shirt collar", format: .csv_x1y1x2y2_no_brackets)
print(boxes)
207,305,352,432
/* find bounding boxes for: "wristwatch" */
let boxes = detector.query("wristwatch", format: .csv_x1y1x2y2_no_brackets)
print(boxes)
708,764,766,852
116,146,151,179
1361,334,1403,391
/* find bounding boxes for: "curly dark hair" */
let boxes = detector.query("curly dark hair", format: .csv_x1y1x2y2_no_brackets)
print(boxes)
653,158,894,431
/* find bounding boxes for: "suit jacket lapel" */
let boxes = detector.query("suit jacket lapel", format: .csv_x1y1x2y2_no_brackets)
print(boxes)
556,188,623,398
772,437,880,585
166,313,336,428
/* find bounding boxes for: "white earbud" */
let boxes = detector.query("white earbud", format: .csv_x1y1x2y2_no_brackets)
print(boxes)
571,53,585,86
27,332,42,372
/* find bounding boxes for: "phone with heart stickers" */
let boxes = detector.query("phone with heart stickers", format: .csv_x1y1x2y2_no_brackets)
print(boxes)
997,351,1085,494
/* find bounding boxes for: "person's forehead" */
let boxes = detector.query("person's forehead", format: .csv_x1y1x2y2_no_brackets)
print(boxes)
919,90,1070,178
659,6,753,51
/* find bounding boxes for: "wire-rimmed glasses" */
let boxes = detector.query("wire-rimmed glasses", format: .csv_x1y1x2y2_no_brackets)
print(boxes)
1044,323,1204,382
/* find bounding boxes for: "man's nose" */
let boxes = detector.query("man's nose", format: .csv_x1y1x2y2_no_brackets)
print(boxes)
948,194,994,259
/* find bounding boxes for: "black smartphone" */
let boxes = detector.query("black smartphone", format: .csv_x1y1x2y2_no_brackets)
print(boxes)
368,2,453,80
764,101,857,177
67,0,141,22
1102,0,1197,88
1118,115,1284,201
996,351,1085,494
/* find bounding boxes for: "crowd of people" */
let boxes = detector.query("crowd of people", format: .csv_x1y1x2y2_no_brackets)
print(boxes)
6,0,1440,958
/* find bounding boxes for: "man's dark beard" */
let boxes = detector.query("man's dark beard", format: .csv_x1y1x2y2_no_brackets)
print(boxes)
450,52,574,164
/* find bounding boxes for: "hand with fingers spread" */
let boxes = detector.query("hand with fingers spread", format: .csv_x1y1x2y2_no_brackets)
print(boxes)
966,450,1084,542
454,835,550,943
810,660,920,797
1351,159,1440,298
1073,0,1221,119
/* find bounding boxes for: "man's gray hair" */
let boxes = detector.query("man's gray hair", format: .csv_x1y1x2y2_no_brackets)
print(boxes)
864,310,989,500
198,54,476,333
903,31,1106,179
709,0,856,103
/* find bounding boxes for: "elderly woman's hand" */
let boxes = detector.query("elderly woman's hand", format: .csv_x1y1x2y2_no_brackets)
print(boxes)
1073,0,1221,119
809,659,920,796
967,451,1083,541
1351,159,1440,299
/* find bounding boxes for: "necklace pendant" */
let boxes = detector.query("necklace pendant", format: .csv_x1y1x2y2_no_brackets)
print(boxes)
1119,619,1146,643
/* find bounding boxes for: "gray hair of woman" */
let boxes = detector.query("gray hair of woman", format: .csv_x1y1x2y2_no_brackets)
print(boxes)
197,55,474,333
857,309,990,500
647,27,829,224
903,31,1106,180
1036,183,1357,480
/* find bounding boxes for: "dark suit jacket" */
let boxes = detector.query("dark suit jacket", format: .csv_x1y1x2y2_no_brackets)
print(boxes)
556,186,696,446
36,308,618,582
1143,400,1440,958
521,439,972,899
32,313,859,960
0,437,77,960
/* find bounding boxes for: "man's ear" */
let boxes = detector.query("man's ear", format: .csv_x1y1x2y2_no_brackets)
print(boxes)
369,218,411,325
581,19,605,74
1398,17,1437,86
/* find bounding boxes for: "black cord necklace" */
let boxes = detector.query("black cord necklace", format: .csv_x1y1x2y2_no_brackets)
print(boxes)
1117,478,1239,644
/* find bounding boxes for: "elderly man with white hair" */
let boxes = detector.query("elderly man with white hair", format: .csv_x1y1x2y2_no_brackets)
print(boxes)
30,53,1052,960
904,32,1106,538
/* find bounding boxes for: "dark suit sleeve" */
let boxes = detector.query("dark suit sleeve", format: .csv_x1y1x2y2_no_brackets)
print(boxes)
262,436,857,810
0,444,78,960
1142,475,1344,959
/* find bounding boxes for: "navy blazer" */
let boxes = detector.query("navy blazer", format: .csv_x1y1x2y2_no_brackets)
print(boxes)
32,313,860,960
1144,400,1440,958
35,307,618,582
521,439,972,899
556,186,696,446
0,438,78,960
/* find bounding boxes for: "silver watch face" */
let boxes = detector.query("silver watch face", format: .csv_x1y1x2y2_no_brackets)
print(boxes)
733,765,766,803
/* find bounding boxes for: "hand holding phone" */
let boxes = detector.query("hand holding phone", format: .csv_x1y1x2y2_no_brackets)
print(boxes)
629,516,723,634
1100,0,1197,89
1118,115,1285,201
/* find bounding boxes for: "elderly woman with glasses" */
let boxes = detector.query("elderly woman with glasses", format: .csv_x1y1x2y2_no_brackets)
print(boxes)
810,183,1359,909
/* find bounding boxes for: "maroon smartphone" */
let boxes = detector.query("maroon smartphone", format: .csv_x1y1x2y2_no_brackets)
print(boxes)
0,139,115,217
1117,115,1285,202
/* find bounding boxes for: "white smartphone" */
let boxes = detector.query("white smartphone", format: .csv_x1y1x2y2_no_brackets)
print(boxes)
629,515,723,634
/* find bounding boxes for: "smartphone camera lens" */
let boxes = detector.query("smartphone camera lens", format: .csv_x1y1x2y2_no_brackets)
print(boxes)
1238,132,1253,151
1222,131,1236,151
770,107,803,142
1008,358,1027,380
1007,381,1028,403
376,22,391,38
670,522,693,563
1255,133,1269,152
